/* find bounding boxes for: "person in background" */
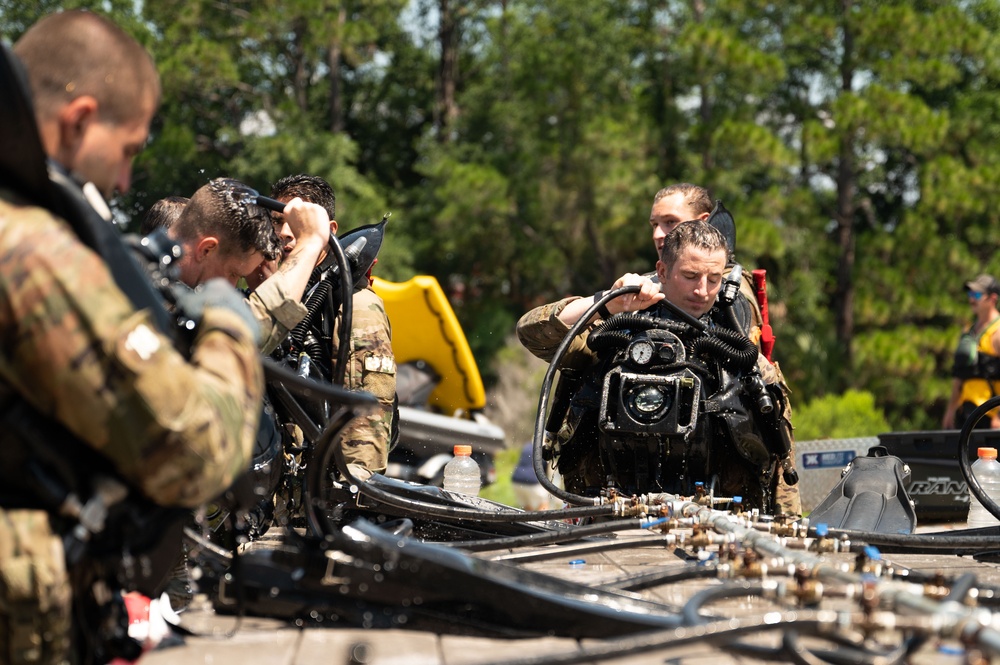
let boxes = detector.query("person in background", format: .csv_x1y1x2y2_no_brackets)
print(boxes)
269,174,397,477
511,442,554,511
140,195,188,236
943,274,1000,430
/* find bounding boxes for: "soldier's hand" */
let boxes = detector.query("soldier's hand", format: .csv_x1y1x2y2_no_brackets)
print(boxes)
173,278,262,345
245,258,277,290
281,198,331,253
608,273,664,314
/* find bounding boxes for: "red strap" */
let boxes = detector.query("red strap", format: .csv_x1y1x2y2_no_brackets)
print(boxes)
752,269,774,362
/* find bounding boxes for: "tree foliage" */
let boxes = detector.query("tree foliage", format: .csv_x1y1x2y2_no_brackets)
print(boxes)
5,0,1000,431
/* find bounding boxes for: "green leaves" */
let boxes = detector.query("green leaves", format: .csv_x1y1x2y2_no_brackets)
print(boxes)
10,0,1000,431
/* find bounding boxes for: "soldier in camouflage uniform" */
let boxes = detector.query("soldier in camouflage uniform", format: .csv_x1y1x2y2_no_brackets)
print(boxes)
647,184,800,516
269,175,396,476
1,11,263,663
517,221,796,513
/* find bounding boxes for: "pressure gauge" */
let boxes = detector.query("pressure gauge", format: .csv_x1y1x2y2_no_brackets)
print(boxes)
628,339,655,366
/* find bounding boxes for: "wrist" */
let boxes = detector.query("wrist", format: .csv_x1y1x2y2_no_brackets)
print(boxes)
594,291,613,319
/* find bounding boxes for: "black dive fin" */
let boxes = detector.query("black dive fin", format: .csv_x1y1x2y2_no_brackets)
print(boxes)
707,199,736,255
338,218,387,289
809,446,917,534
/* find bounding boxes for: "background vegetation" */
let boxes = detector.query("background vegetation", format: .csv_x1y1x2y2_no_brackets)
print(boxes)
6,0,1000,435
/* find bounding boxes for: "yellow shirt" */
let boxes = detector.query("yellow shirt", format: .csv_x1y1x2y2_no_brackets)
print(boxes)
958,317,1000,410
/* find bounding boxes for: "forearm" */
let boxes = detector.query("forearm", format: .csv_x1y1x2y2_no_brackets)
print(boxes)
516,297,586,362
247,272,309,354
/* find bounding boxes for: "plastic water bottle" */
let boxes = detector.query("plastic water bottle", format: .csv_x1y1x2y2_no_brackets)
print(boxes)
443,444,481,496
967,447,1000,528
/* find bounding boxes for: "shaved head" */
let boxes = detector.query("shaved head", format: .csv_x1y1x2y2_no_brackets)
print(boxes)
14,10,160,125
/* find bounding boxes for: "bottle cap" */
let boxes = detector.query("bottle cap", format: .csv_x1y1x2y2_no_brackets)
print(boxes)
454,444,473,456
978,447,998,459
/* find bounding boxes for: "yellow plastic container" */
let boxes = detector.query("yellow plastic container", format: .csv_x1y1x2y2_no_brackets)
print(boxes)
372,275,486,416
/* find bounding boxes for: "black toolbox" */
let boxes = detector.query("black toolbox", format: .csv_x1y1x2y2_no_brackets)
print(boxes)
877,430,1000,522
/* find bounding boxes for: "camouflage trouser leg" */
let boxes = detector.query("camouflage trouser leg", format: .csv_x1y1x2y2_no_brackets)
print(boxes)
760,359,802,518
776,437,802,517
0,509,72,665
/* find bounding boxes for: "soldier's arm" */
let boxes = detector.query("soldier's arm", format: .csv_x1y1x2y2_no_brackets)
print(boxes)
0,207,262,508
247,200,329,354
516,297,595,364
247,268,309,354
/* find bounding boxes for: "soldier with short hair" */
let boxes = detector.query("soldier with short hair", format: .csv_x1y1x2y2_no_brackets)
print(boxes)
139,195,188,236
167,178,284,288
517,221,796,513
1,11,263,662
269,175,397,476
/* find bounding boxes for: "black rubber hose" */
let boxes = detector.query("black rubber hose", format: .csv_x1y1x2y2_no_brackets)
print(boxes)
586,311,692,353
529,286,643,506
304,416,618,536
445,519,645,552
816,526,1000,554
598,562,719,592
681,579,765,626
584,327,634,352
958,395,1000,522
474,615,829,665
288,278,331,351
327,231,352,386
727,630,917,665
261,358,377,408
690,330,757,373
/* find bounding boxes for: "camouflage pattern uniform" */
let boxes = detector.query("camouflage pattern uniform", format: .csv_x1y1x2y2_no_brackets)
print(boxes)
247,270,308,355
330,287,396,474
517,295,800,515
248,266,395,474
734,272,801,517
0,190,263,664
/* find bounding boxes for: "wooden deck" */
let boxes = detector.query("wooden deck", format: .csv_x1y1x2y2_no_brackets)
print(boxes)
137,513,1000,665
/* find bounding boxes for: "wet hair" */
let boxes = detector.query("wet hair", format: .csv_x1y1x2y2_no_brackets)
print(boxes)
14,10,161,125
652,183,714,217
659,220,729,269
139,196,188,236
172,178,281,261
270,174,336,219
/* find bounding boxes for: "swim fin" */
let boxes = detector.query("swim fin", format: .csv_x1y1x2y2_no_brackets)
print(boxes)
808,446,917,534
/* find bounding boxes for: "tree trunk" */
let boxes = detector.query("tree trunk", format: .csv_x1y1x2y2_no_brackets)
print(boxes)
832,0,856,379
690,0,713,171
436,0,459,141
328,5,346,134
293,17,309,113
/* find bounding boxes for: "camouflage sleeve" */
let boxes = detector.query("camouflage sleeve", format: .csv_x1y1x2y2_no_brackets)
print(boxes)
758,354,801,516
247,269,309,354
515,296,596,366
739,271,763,346
332,287,395,474
0,198,262,508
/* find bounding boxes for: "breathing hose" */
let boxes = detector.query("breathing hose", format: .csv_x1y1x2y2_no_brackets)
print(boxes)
530,286,648,506
301,415,619,539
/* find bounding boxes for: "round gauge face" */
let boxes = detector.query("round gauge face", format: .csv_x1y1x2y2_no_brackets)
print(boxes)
633,386,665,413
628,340,655,365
